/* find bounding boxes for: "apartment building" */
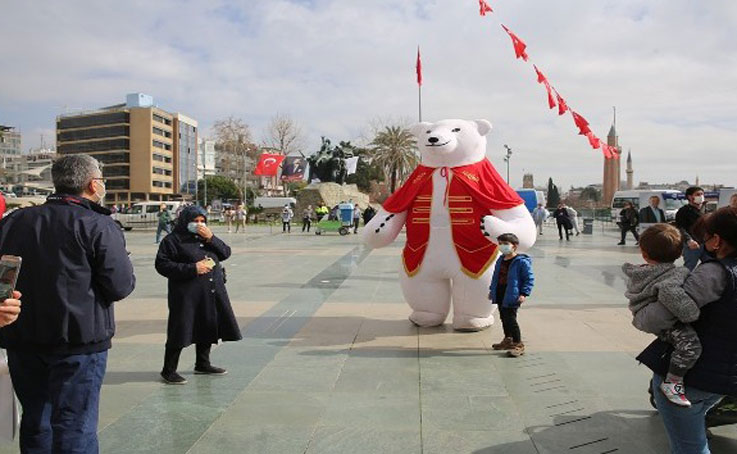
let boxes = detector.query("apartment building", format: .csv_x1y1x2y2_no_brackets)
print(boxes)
56,93,197,207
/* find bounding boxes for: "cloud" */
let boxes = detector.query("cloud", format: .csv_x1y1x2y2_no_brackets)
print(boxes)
1,0,736,190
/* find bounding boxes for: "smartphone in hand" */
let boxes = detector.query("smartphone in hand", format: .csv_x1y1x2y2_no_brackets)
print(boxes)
0,255,22,300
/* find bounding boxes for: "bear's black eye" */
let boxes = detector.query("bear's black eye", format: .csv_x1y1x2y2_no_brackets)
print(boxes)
452,128,461,132
426,130,431,134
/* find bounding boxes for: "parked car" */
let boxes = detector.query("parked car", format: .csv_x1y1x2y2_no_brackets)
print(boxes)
112,201,182,230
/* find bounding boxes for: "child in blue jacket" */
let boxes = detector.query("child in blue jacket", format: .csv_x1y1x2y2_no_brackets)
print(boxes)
488,233,535,357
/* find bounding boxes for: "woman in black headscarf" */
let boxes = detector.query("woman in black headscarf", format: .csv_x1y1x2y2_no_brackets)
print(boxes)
155,205,241,384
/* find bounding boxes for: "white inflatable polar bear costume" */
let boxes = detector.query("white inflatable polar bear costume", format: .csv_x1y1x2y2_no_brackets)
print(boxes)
363,119,536,331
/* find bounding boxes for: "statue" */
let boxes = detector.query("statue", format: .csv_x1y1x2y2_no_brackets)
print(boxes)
308,137,354,184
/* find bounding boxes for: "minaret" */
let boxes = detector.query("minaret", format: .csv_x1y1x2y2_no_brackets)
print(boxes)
626,150,633,190
602,114,622,204
695,175,700,187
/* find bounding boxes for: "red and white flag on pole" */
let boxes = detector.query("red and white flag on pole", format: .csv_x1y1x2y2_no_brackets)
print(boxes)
416,47,422,86
479,0,493,16
253,153,285,176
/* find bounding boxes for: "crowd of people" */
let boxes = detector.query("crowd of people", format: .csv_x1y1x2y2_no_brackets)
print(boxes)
0,158,734,454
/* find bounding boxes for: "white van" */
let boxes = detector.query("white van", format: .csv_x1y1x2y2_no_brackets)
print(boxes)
112,201,183,230
611,190,685,223
254,197,296,209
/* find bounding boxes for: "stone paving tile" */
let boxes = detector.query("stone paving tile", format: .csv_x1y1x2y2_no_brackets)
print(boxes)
305,426,421,454
2,225,736,454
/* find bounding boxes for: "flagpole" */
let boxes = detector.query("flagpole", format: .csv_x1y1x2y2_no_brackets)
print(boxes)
418,84,422,122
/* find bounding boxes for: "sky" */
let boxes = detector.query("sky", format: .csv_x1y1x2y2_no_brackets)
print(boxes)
1,0,736,190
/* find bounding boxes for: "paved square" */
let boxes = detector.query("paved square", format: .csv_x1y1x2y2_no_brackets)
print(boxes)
2,222,735,453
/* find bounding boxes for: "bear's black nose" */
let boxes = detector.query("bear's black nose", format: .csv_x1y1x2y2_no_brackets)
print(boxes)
428,137,439,143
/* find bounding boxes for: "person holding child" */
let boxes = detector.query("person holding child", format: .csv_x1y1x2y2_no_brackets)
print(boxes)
636,207,737,454
622,224,701,406
488,233,535,357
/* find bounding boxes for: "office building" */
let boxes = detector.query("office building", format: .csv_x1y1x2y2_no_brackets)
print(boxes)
56,93,197,206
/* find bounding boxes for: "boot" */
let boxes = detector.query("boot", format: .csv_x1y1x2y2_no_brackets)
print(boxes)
492,337,514,350
507,342,525,357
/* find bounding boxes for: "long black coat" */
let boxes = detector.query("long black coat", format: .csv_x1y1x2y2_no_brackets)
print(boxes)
155,208,241,349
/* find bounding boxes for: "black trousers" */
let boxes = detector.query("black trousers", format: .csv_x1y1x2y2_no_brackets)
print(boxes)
499,307,521,343
557,222,570,240
282,221,291,232
163,343,212,374
302,218,311,232
620,226,640,243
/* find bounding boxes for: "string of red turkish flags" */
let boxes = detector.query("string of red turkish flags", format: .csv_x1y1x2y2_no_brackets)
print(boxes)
478,1,618,159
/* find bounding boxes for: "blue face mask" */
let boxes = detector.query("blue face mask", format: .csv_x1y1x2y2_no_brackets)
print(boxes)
498,244,515,255
187,222,203,234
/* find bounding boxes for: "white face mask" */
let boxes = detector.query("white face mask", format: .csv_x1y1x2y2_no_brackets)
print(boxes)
693,195,705,205
93,179,106,204
498,244,515,255
187,222,204,234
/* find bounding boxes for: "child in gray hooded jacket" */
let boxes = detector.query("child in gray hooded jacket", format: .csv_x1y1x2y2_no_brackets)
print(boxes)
623,224,701,407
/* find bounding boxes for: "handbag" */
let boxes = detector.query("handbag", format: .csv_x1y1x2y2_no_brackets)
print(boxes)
0,350,19,442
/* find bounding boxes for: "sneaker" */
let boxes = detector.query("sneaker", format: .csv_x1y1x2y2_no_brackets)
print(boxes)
507,342,525,357
659,381,691,407
194,365,228,375
492,337,514,350
161,371,187,385
617,242,625,245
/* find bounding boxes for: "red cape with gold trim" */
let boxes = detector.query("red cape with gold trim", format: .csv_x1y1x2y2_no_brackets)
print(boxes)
383,159,523,278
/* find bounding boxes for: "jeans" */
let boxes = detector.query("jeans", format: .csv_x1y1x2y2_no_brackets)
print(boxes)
651,373,724,454
7,350,108,454
619,225,639,244
682,244,704,271
156,223,171,243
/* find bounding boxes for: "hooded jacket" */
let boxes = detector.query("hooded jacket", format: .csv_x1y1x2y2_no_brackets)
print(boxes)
0,194,135,354
622,262,699,334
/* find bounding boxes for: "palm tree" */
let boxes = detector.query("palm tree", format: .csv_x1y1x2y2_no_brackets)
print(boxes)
370,126,419,193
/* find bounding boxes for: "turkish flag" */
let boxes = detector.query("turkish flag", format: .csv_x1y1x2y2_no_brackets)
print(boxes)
416,47,422,86
571,110,591,135
533,66,556,109
479,0,493,16
586,132,601,149
554,89,568,115
253,153,285,176
501,25,529,61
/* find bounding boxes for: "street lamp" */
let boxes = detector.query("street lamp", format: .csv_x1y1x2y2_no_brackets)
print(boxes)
503,144,512,184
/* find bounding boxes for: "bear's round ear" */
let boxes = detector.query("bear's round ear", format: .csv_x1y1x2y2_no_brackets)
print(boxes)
473,119,493,136
410,122,432,137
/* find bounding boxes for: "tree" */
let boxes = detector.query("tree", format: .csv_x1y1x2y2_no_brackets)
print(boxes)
546,177,561,208
580,186,601,203
197,176,240,205
369,126,419,193
213,117,258,201
262,113,305,156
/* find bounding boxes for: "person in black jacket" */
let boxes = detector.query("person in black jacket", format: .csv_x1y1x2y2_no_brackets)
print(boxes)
552,203,572,241
636,207,737,453
675,186,705,271
155,206,242,384
638,195,666,224
617,201,640,245
0,154,135,453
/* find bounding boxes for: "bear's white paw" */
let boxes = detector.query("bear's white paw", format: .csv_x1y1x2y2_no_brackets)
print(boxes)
362,209,407,249
480,215,505,241
452,314,494,332
409,310,447,327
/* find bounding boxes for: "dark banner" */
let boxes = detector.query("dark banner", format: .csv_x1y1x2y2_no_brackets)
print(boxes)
281,156,306,181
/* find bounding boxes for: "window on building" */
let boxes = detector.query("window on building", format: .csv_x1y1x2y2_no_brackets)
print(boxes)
105,179,130,190
57,112,130,130
152,140,172,151
57,125,129,142
58,138,129,154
